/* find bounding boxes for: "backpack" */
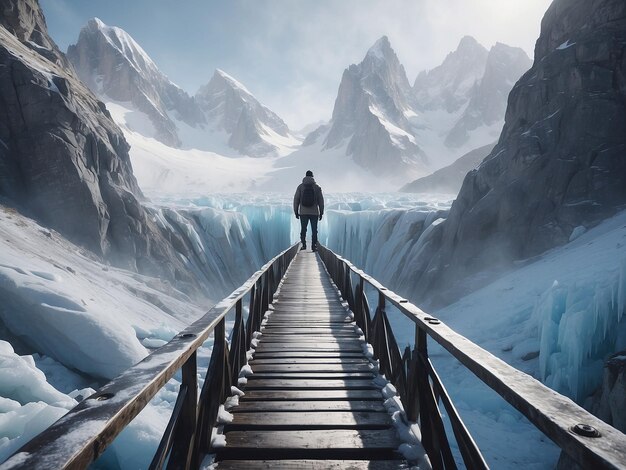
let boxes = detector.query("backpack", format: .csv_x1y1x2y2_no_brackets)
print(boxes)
301,184,315,207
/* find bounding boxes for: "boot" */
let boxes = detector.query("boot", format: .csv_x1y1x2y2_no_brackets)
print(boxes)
301,242,307,250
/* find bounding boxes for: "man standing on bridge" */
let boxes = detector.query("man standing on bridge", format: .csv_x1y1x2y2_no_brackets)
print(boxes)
294,170,324,252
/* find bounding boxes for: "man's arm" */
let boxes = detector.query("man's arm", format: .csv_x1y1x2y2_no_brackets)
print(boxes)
293,185,301,218
318,186,324,220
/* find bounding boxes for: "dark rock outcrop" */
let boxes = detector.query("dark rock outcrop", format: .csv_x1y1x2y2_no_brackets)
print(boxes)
593,352,626,433
400,143,496,194
410,0,626,305
0,0,206,296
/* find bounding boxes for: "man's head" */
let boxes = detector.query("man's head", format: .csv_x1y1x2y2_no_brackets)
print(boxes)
306,170,313,177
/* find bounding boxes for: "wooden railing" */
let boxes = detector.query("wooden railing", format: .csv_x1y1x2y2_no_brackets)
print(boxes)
2,243,300,470
317,245,626,470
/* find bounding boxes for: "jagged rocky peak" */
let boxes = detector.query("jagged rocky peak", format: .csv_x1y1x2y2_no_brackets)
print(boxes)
0,0,205,295
445,42,531,147
330,35,413,128
408,0,626,306
196,69,296,157
67,17,205,148
322,35,425,181
414,35,488,112
477,43,531,121
362,35,410,87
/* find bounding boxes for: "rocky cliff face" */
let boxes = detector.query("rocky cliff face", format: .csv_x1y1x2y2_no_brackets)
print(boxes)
67,18,205,148
0,0,68,67
0,0,206,296
411,0,626,304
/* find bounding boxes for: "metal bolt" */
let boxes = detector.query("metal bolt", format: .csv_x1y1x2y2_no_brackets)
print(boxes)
92,393,114,401
572,424,601,438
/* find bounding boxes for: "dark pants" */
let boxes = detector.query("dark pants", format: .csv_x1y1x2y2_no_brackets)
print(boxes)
300,215,318,246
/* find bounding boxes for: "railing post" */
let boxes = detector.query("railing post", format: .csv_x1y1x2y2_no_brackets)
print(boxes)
416,326,456,469
194,319,226,462
355,277,365,340
245,284,256,349
229,300,246,388
168,351,197,469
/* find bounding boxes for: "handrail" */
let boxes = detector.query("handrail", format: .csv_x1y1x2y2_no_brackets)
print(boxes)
2,242,300,470
317,245,626,470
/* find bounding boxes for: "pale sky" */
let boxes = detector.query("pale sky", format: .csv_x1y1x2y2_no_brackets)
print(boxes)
40,0,553,130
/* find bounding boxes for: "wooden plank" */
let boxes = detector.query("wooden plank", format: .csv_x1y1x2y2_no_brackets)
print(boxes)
257,337,361,343
251,351,365,359
266,317,354,328
251,364,374,373
254,345,363,352
253,346,364,353
267,314,351,319
230,400,387,413
243,379,376,390
261,326,356,331
215,460,408,469
217,429,401,460
251,358,369,365
247,372,375,380
239,390,382,401
226,411,392,430
263,328,356,335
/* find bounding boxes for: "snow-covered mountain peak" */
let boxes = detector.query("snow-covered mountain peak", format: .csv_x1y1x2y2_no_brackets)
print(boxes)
212,68,254,97
456,35,482,51
84,17,158,76
365,35,393,61
68,22,297,157
414,36,488,112
68,19,205,148
488,42,531,69
195,69,299,157
359,36,410,88
320,36,426,183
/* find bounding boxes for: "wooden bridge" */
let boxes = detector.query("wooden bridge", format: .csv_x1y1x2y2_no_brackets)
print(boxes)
3,244,626,469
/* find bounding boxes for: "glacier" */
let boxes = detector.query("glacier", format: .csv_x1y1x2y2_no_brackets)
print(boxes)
1,193,625,469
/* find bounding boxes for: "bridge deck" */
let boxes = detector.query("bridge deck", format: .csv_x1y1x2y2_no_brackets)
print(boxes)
215,251,407,468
